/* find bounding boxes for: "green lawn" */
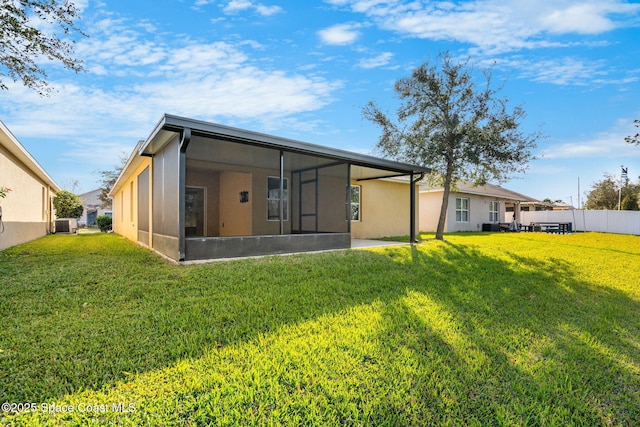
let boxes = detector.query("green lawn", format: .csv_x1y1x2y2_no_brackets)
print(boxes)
0,232,638,426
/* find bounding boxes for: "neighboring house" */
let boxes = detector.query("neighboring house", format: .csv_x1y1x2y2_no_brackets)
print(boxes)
0,121,60,250
109,114,430,261
419,181,539,233
520,201,574,212
78,189,112,227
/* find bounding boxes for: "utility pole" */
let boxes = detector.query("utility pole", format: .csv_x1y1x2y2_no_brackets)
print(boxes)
618,166,628,210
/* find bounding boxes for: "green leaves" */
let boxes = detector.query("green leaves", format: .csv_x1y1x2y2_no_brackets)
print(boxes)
0,0,86,95
364,52,542,239
53,189,83,218
2,232,639,425
584,173,640,210
625,119,639,146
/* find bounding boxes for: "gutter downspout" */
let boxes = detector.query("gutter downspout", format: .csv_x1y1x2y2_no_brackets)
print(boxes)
178,128,192,261
410,172,425,244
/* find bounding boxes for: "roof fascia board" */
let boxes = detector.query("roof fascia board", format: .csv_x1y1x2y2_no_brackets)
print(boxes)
109,140,148,197
420,185,538,203
141,114,430,176
0,121,61,192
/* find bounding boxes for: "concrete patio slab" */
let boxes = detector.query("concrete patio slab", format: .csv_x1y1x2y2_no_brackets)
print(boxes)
351,239,408,249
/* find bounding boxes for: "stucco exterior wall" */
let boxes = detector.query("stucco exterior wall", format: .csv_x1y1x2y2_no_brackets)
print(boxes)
351,179,418,239
420,191,509,232
0,137,56,251
111,158,152,244
187,159,293,236
419,191,445,232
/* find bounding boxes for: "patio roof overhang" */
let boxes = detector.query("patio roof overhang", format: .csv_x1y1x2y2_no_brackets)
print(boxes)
138,114,431,179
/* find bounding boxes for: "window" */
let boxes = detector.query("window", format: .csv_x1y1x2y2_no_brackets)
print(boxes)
350,185,361,221
267,177,288,221
42,187,46,221
455,197,469,222
489,201,499,222
129,181,134,221
185,187,206,237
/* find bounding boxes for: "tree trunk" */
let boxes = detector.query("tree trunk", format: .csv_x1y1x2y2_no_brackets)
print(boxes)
435,162,454,240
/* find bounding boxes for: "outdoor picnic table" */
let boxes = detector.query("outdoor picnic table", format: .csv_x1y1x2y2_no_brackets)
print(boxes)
519,224,532,232
530,222,571,234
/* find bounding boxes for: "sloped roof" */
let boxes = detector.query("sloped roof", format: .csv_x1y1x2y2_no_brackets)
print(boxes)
420,181,539,203
79,189,103,207
140,114,432,176
0,121,60,192
112,114,432,195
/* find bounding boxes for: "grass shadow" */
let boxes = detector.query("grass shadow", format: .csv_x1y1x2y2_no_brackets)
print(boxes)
376,241,640,425
1,233,638,425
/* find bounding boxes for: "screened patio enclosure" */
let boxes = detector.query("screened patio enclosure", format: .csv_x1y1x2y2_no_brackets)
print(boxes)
185,136,351,237
134,115,430,261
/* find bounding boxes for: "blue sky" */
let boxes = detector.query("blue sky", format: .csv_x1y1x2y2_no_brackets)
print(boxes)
2,0,640,205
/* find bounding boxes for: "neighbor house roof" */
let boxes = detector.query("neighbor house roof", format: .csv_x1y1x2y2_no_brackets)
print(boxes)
0,121,60,192
420,181,539,203
79,189,105,208
521,201,575,210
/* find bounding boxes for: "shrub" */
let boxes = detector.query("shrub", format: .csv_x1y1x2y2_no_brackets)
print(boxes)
96,215,113,232
53,190,84,218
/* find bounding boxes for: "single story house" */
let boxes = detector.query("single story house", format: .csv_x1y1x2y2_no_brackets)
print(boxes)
519,201,575,212
110,114,430,261
78,189,112,227
0,121,60,250
419,181,539,233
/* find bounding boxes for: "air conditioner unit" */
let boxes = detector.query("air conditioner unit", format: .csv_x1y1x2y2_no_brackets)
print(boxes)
55,218,78,234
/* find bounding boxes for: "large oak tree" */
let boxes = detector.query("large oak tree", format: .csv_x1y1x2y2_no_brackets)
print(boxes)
0,0,85,95
364,53,540,240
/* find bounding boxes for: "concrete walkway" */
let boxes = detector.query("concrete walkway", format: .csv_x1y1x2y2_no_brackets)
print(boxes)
351,239,408,249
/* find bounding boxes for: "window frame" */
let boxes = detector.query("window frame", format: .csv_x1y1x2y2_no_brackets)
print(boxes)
489,200,499,222
267,176,289,222
350,185,361,222
455,197,469,222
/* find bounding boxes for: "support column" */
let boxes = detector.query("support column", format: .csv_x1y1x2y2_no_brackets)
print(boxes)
346,164,351,234
410,173,416,244
178,128,191,261
279,150,284,235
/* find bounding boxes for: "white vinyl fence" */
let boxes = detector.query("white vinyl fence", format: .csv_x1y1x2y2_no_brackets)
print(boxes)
515,210,640,235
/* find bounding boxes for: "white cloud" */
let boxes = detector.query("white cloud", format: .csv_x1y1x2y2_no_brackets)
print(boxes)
541,2,640,34
542,4,615,34
496,56,608,86
542,121,640,160
0,13,342,169
358,52,393,69
324,0,640,53
221,0,282,16
75,19,167,70
223,0,253,13
318,23,362,45
255,4,283,16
